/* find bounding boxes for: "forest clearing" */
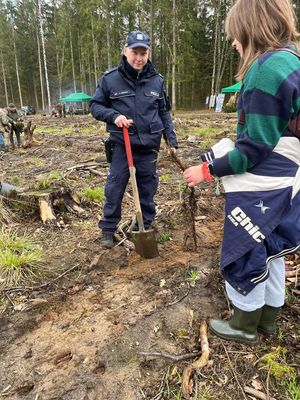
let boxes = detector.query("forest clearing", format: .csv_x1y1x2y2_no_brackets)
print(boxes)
0,112,299,400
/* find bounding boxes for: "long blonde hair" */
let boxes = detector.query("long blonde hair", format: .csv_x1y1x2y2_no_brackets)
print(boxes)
225,0,300,80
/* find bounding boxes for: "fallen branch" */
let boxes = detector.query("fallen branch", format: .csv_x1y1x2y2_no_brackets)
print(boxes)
168,287,190,306
244,386,276,400
1,264,80,293
182,320,210,399
138,350,201,362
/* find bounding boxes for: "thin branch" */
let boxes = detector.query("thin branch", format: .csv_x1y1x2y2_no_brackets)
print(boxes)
220,339,248,400
168,287,190,306
138,350,201,362
244,386,276,400
1,264,81,293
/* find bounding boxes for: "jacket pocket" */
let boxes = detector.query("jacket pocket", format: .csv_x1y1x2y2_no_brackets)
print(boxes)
109,90,135,99
150,121,164,133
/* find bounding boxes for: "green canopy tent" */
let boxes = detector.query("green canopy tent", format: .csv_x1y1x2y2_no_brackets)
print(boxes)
58,92,92,102
221,81,242,93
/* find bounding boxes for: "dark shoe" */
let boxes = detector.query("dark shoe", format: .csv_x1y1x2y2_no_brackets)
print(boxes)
258,305,281,335
100,232,114,249
209,306,262,343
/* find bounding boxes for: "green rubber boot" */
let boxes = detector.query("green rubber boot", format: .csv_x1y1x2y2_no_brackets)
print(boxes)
209,306,262,343
257,305,281,335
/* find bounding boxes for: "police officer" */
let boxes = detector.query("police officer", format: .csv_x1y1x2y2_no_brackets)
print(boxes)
6,103,24,149
90,30,178,248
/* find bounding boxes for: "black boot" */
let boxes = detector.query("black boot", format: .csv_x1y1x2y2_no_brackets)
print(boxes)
258,305,281,335
209,306,262,343
100,232,114,249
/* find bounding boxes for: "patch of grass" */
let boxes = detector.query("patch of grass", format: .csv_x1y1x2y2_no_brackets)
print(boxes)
158,231,172,243
10,176,24,186
59,127,73,135
85,174,97,182
79,127,97,135
191,127,221,137
81,187,105,203
31,171,62,191
163,367,183,399
34,177,51,190
25,156,46,168
283,375,300,400
0,200,11,225
49,171,62,180
35,127,57,134
0,228,47,288
259,347,295,381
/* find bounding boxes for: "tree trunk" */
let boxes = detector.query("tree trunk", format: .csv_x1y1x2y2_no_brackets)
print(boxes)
69,26,76,92
211,0,221,98
12,25,23,107
37,0,51,112
36,26,45,111
33,75,39,110
91,15,98,87
171,0,176,111
106,0,112,70
0,49,9,106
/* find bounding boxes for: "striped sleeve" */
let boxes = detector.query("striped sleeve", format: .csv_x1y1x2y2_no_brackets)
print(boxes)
211,51,300,177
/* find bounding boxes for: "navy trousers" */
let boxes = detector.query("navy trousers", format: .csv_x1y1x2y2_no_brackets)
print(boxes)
99,143,159,233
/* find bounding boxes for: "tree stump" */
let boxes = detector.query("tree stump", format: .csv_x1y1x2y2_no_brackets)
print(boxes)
23,121,43,148
5,185,85,224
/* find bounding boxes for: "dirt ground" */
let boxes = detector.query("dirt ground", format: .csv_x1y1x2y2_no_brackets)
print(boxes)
0,113,299,400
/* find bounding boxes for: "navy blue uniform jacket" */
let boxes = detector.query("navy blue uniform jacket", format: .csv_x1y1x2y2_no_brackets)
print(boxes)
90,57,178,151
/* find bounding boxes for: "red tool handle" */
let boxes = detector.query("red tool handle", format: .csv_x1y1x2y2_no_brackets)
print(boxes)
123,127,134,167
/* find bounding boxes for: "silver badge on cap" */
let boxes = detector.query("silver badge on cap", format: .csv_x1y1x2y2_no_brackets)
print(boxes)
136,33,144,40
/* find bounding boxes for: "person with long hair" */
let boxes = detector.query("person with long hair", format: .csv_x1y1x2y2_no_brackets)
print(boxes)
183,0,300,343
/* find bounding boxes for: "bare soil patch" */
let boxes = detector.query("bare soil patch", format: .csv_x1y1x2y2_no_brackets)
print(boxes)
0,113,299,400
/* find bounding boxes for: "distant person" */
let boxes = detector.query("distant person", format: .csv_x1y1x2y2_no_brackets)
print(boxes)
62,103,66,118
90,30,178,248
0,108,10,152
56,102,63,118
6,103,24,149
68,105,75,116
183,0,300,343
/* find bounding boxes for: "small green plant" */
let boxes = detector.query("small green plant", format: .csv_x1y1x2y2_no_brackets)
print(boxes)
49,171,61,180
35,177,51,190
164,367,183,399
188,270,199,287
160,174,171,182
283,374,300,400
277,327,285,342
82,187,105,203
0,228,47,288
158,231,172,243
285,286,297,302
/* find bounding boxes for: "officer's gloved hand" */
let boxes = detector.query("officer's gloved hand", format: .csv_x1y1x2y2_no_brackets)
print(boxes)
114,115,133,128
